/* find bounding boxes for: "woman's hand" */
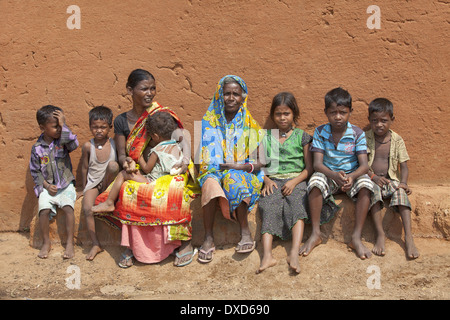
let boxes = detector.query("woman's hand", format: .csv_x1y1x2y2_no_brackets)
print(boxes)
123,157,138,174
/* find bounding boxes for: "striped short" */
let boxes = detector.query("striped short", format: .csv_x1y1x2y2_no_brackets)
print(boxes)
307,172,374,201
371,179,411,210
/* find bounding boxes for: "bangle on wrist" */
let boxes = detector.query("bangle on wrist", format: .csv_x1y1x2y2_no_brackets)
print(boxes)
248,163,254,173
370,173,375,180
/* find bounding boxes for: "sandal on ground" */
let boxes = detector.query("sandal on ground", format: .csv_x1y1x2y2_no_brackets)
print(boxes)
198,246,216,263
235,241,256,254
174,248,198,267
118,252,134,268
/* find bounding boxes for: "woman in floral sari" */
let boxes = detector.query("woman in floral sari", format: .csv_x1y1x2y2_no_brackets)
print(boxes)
197,75,265,263
95,69,200,267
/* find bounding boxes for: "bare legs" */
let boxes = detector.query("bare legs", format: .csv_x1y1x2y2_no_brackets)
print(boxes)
257,219,305,274
299,187,323,256
301,187,372,260
83,161,119,260
198,197,255,262
38,205,75,259
370,203,419,259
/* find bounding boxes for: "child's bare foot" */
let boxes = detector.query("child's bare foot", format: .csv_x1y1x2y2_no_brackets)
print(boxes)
86,245,103,261
256,255,277,274
287,251,301,274
92,200,115,213
372,234,386,256
299,233,322,256
63,242,75,259
38,242,51,259
405,235,420,259
348,238,372,260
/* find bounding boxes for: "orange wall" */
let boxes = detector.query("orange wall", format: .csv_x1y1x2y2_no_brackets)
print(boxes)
1,0,449,231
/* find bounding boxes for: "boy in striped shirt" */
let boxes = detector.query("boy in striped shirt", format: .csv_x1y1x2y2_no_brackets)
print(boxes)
300,87,374,259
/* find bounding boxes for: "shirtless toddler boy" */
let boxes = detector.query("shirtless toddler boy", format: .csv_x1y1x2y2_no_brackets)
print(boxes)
366,98,419,259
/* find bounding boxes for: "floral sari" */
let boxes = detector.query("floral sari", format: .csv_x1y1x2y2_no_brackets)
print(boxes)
95,101,200,241
198,75,265,219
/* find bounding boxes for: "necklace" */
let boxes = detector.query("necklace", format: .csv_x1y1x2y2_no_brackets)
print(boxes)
280,127,293,138
375,132,391,144
95,140,107,150
375,137,391,144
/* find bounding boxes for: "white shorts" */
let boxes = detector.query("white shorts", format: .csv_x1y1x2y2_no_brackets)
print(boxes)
38,183,76,220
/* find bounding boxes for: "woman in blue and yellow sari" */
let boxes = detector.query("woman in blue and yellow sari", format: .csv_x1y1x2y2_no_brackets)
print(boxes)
197,75,265,263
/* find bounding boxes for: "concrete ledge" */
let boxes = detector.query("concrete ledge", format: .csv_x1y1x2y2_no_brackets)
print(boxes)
29,184,450,249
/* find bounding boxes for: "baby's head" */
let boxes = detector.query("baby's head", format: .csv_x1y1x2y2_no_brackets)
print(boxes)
36,105,62,126
89,105,113,127
145,111,178,142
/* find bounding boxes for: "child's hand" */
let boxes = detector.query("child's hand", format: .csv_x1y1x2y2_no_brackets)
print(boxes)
397,182,412,195
373,175,390,187
172,162,188,174
281,180,297,196
262,178,278,196
341,176,353,192
334,171,348,187
47,184,58,196
53,110,66,127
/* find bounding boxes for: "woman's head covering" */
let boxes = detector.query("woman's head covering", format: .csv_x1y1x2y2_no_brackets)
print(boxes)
198,75,264,185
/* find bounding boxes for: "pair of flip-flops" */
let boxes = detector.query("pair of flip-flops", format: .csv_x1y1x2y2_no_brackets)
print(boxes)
174,248,198,267
198,241,256,263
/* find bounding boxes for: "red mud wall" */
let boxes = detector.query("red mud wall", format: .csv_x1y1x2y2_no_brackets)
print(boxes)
1,0,449,231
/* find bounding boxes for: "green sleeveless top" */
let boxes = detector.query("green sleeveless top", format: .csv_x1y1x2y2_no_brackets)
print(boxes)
262,128,312,178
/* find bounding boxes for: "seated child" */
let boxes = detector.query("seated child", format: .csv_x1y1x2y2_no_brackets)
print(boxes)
257,92,313,274
29,105,79,259
80,106,119,260
366,98,419,259
92,111,183,213
302,87,374,260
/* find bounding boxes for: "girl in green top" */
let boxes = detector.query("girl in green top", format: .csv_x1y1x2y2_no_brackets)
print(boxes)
257,92,313,274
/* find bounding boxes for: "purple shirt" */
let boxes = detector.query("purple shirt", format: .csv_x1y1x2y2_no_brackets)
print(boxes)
29,124,79,197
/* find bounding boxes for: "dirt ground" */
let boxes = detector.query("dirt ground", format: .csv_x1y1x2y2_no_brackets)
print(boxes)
0,230,448,301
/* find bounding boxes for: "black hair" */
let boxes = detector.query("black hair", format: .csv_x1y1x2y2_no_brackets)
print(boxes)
368,98,394,118
270,92,300,125
145,111,178,140
89,105,113,126
324,87,352,110
36,105,62,125
126,69,155,89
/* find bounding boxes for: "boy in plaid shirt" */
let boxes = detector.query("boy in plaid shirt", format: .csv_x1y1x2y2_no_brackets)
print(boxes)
30,105,79,259
366,98,419,259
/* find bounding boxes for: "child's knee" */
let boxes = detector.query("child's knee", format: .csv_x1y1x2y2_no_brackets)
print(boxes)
107,161,119,174
38,209,52,218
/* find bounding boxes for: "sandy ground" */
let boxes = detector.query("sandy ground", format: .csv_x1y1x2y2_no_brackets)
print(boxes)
0,231,448,301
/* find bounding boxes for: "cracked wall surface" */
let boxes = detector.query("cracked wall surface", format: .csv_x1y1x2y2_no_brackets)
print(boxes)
0,0,449,230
